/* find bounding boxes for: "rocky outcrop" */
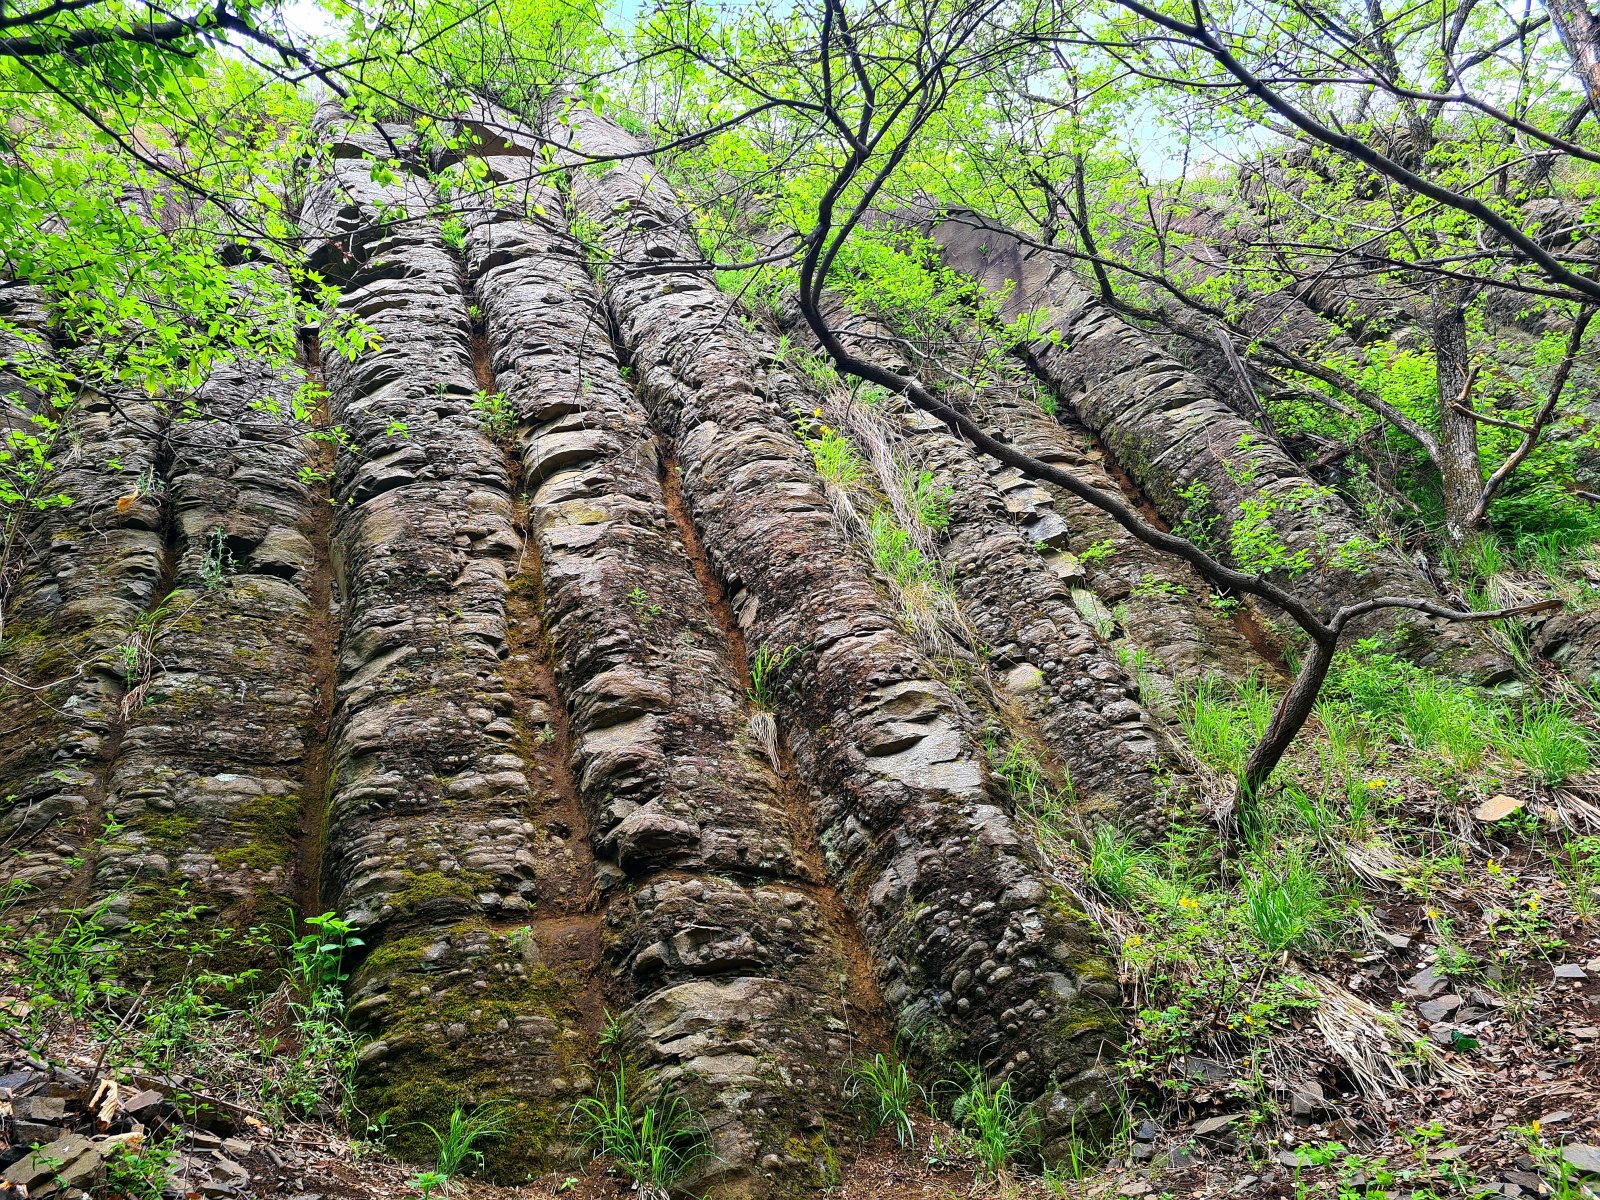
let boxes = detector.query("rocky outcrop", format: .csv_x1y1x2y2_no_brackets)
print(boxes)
915,208,1511,682
0,297,170,924
461,153,867,1193
305,109,596,1171
813,299,1269,688
549,101,1123,1151
90,356,329,973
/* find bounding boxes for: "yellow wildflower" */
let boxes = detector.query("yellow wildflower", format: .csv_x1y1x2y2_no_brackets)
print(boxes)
1526,895,1541,913
1425,907,1440,920
1366,778,1386,789
1178,895,1200,911
1488,858,1502,875
1532,1121,1542,1136
1123,934,1143,948
813,407,823,417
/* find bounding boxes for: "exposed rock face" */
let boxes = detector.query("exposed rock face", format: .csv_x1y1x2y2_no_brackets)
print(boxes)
548,101,1124,1151
0,313,169,920
914,208,1511,682
93,357,328,970
305,108,596,1170
14,99,1480,1193
461,156,864,1193
814,298,1268,688
790,302,1194,826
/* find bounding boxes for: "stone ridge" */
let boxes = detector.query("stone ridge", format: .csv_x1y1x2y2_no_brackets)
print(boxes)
93,355,328,974
304,109,596,1172
808,298,1267,688
915,207,1512,683
460,153,864,1194
548,99,1124,1154
0,297,171,925
791,303,1189,831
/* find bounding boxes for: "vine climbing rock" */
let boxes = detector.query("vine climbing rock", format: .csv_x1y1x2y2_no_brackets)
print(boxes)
909,206,1515,684
542,96,1125,1156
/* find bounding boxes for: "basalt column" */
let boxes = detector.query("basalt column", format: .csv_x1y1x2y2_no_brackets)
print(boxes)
461,156,872,1194
0,288,171,921
88,357,330,972
550,102,1124,1152
776,300,1185,828
811,297,1267,686
914,207,1511,683
304,109,596,1170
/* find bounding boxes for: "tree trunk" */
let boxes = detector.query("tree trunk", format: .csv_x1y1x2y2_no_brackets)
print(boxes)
1430,290,1486,544
1544,0,1600,116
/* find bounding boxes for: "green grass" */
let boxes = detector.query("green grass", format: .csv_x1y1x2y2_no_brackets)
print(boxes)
573,1065,707,1192
1087,825,1156,903
802,422,864,484
1502,701,1593,786
1239,847,1335,954
868,509,941,591
846,1051,922,1146
417,1103,506,1185
1176,676,1275,776
948,1066,1038,1176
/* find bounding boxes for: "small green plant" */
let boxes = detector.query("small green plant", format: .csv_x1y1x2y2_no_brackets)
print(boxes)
801,421,864,485
627,586,662,622
201,526,235,590
907,470,953,531
419,1103,506,1187
1239,849,1334,954
948,1066,1038,1176
410,1169,450,1198
573,1065,708,1194
470,389,515,440
1079,537,1116,565
568,211,611,277
289,911,362,996
1554,835,1600,917
1503,701,1592,785
1177,676,1275,776
845,1051,921,1146
104,1136,178,1199
747,643,798,711
1129,572,1188,599
986,732,1071,847
440,216,467,250
869,510,941,592
1087,825,1154,903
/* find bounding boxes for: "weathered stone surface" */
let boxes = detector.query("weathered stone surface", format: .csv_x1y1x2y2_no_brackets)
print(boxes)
914,207,1510,682
304,108,595,1174
815,296,1266,691
459,158,864,1192
550,101,1123,1150
90,355,329,971
0,288,169,919
791,303,1188,826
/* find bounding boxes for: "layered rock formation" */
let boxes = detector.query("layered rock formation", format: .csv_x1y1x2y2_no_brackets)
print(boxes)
546,99,1124,1154
16,96,1496,1193
911,207,1512,682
